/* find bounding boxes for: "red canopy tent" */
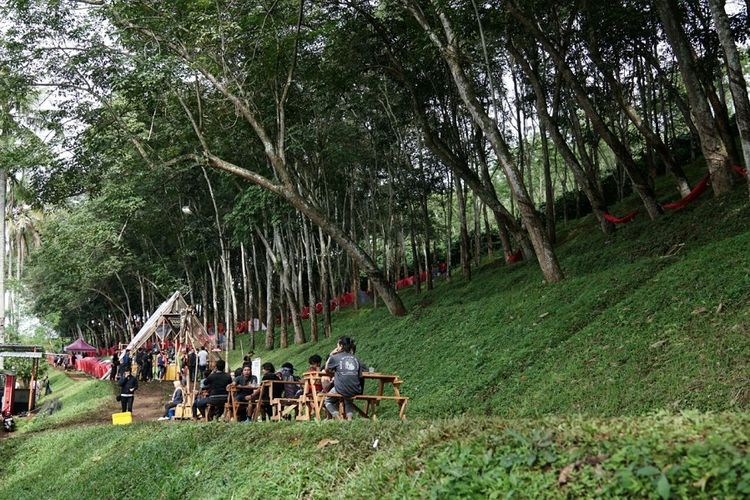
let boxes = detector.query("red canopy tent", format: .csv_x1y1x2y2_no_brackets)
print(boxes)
64,338,98,353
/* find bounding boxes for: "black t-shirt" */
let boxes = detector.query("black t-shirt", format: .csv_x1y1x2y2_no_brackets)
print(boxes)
205,371,232,396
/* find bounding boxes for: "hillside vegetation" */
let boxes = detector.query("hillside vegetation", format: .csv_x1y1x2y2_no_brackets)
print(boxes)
251,181,750,420
3,178,750,498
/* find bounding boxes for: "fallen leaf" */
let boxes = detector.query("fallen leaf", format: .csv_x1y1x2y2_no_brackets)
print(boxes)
650,339,667,349
691,307,707,315
539,312,550,319
316,439,340,449
558,462,578,485
715,303,725,314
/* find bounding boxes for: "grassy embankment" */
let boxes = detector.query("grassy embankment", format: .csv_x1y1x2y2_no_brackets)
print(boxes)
2,168,750,498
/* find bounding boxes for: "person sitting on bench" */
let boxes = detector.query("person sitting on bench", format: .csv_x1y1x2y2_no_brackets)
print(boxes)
192,359,232,420
323,336,363,420
232,365,257,421
249,362,282,420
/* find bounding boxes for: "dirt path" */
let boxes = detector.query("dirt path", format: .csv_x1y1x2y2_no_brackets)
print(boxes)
105,377,174,423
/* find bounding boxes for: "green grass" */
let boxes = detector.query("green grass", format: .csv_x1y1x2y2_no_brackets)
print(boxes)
234,182,750,421
3,168,750,497
1,413,749,498
15,369,113,433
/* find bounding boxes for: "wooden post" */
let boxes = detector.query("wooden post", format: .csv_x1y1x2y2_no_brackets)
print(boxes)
28,353,38,414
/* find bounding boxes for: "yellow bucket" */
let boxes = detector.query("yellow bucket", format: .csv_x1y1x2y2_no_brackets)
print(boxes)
112,411,132,425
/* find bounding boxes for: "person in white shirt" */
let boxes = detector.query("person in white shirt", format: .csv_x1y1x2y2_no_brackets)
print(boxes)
197,346,209,373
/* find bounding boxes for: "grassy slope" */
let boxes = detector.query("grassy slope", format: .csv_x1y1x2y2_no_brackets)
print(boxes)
15,369,112,433
246,181,750,420
1,413,749,498
3,171,750,498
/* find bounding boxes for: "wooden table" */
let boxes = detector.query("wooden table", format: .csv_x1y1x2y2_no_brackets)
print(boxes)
303,371,408,420
226,385,256,422
251,379,306,421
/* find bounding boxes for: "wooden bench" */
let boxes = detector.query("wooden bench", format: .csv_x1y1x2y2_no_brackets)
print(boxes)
270,397,307,421
312,392,408,420
303,371,409,420
252,380,305,421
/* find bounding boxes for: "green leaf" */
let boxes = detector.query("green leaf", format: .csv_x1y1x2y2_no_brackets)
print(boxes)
656,474,670,500
636,465,660,476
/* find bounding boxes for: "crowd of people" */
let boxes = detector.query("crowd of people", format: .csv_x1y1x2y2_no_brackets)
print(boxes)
112,336,365,422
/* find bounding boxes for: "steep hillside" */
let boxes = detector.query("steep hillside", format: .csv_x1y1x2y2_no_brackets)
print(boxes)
245,184,750,419
3,175,750,499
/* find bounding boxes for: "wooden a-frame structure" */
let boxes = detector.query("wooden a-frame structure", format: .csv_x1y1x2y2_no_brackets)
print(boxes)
124,291,217,389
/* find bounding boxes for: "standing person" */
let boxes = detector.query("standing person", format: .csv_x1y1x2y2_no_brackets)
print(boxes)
197,346,209,375
110,353,120,381
323,336,363,420
118,368,138,413
157,351,167,381
120,349,131,377
135,349,145,380
187,348,197,382
142,353,153,382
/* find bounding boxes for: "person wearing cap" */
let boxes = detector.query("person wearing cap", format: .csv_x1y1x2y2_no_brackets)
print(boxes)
278,362,300,398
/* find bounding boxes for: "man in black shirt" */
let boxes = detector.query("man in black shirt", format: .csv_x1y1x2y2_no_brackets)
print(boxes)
192,359,232,420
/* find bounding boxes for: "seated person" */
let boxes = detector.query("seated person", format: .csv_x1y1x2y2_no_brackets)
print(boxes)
322,336,363,420
278,362,300,398
159,381,184,421
305,354,326,394
248,362,283,421
231,365,257,421
234,355,253,377
192,360,232,420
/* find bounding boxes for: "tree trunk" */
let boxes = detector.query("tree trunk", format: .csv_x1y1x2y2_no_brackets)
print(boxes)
264,250,275,350
0,169,6,369
540,122,556,243
403,2,564,282
708,0,750,198
654,0,734,195
302,220,319,342
318,228,332,338
455,176,472,280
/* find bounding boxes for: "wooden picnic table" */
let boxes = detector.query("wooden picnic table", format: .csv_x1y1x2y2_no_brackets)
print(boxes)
302,371,408,420
251,379,307,421
225,384,257,422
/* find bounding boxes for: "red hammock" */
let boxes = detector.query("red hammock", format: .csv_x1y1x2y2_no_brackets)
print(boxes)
506,250,523,263
603,210,639,224
662,173,710,210
734,165,748,177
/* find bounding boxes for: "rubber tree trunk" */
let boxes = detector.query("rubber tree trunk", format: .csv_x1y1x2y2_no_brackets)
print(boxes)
708,0,750,198
654,0,734,195
264,250,275,350
509,9,662,219
318,228,332,338
403,2,563,282
302,220,319,342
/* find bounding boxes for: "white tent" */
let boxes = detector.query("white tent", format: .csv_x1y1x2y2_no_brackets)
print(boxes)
124,291,215,353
